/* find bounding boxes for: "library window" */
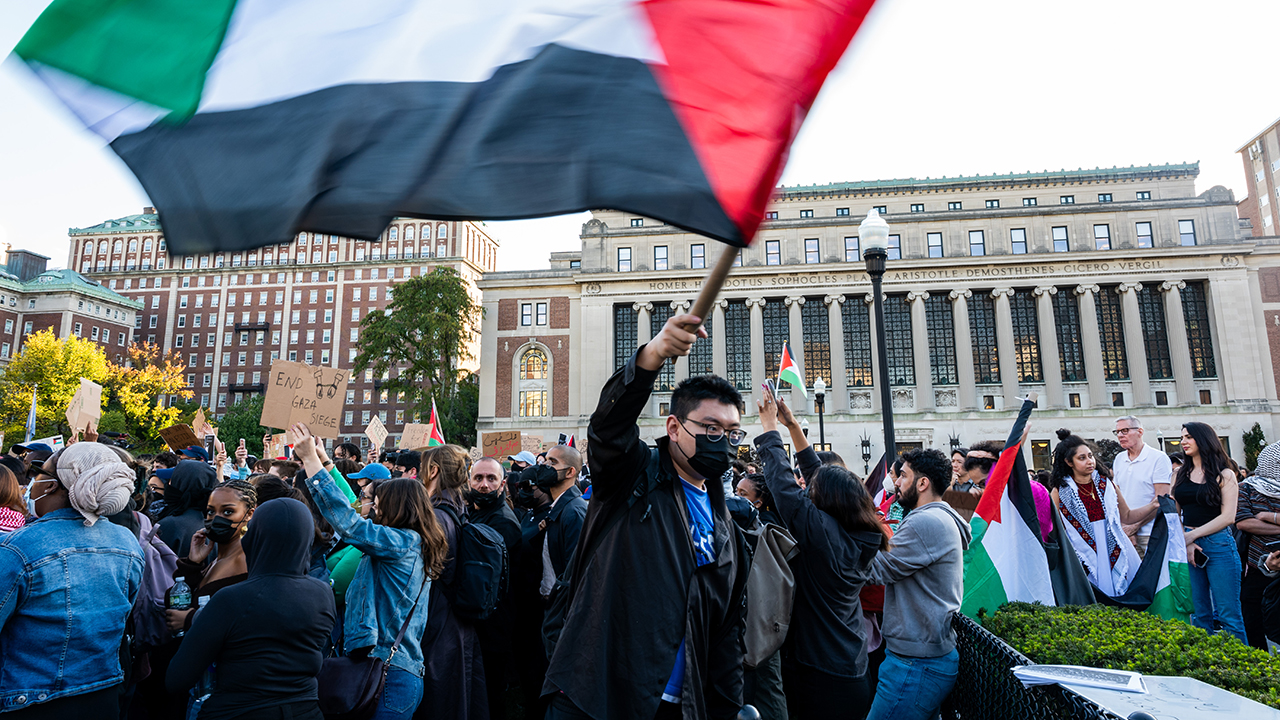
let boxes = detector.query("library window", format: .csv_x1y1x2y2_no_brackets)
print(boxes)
690,244,705,269
1098,193,1112,203
631,218,643,227
617,247,632,272
520,303,533,326
1136,191,1151,200
927,232,944,258
1199,389,1211,404
1052,226,1069,252
1094,224,1111,251
1060,195,1075,204
985,199,999,209
536,302,548,326
948,201,962,211
1011,228,1027,254
844,237,860,262
910,203,924,213
800,209,814,218
1155,391,1168,406
765,240,781,266
765,211,778,219
1179,219,1197,246
1069,393,1081,408
968,230,985,256
836,207,850,216
1112,392,1125,407
1023,198,1037,207
654,245,668,270
1135,222,1153,248
873,205,887,215
887,235,901,261
804,238,820,264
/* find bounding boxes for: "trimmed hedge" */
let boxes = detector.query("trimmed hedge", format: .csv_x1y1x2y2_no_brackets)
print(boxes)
982,602,1280,710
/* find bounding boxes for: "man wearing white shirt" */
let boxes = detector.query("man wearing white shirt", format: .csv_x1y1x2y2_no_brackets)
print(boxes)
1111,415,1172,558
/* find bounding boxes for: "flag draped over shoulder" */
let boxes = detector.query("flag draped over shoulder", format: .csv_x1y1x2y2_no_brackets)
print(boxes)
14,0,878,254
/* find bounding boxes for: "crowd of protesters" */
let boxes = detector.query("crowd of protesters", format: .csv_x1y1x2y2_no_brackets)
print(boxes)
2,312,1280,720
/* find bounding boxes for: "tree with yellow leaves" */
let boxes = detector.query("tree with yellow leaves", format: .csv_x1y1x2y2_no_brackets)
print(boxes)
107,343,192,450
0,330,111,443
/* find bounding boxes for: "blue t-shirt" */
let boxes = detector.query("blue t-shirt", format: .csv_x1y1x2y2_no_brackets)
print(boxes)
664,479,718,702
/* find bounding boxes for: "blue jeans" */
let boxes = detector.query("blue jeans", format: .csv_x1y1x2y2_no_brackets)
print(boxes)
866,648,958,720
374,666,423,720
1187,526,1247,643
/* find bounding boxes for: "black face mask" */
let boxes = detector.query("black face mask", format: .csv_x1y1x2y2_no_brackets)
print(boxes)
523,464,562,491
204,515,244,544
682,428,735,482
467,489,503,510
513,483,543,509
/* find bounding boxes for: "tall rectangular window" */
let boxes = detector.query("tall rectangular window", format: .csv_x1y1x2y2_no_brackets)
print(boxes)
804,239,820,264
519,390,548,417
690,244,705,269
520,303,533,326
925,295,958,385
842,301,873,387
1094,224,1111,250
884,296,914,386
765,240,781,265
1135,222,1153,248
613,304,637,371
969,230,986,256
651,304,675,391
1179,219,1197,246
1095,287,1129,380
1010,290,1043,382
887,235,901,260
969,294,1000,383
535,302,548,326
1011,228,1027,254
654,245,668,270
618,247,632,272
801,300,830,386
762,299,790,386
1181,281,1216,378
1052,226,1069,252
1136,286,1172,379
844,237,860,262
927,232,944,258
688,315,713,376
725,301,752,390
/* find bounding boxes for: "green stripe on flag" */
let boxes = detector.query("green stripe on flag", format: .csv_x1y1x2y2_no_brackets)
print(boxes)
1147,562,1193,623
15,0,239,118
962,516,1009,619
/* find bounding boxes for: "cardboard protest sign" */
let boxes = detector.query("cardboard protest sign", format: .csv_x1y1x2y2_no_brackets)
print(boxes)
192,407,215,439
260,360,349,438
522,434,544,455
264,433,288,459
365,415,388,449
468,447,482,463
159,423,201,452
481,430,521,459
399,423,432,450
65,378,102,432
943,489,980,522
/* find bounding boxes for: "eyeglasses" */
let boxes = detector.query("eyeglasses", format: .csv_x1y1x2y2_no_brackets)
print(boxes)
1112,428,1138,436
680,418,747,446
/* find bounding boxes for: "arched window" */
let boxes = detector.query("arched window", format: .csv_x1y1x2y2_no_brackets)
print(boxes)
390,226,398,241
298,232,308,244
144,238,153,252
113,240,122,253
405,225,414,241
438,224,447,239
521,348,548,379
128,239,137,252
518,347,549,417
99,241,108,253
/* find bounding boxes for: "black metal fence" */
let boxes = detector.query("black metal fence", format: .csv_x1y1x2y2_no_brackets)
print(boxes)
945,613,1124,720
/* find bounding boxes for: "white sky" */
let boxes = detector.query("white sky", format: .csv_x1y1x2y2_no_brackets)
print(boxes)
1,0,1276,272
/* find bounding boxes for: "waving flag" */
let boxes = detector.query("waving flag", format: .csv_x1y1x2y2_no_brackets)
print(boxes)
23,386,38,443
777,341,807,398
14,0,878,254
427,399,445,448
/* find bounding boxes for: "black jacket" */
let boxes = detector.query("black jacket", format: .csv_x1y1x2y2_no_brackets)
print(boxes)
166,498,336,720
469,495,521,552
755,432,882,678
543,349,751,720
545,484,587,579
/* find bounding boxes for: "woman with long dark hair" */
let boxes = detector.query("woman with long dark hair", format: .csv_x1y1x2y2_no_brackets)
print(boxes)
757,386,889,719
292,423,449,720
735,472,781,527
1050,430,1160,598
1173,421,1246,642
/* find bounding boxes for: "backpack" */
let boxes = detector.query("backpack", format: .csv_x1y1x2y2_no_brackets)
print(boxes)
741,522,799,668
132,513,179,651
438,504,508,621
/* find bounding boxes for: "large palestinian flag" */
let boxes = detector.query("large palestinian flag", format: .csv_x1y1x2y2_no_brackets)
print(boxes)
14,0,877,254
1095,495,1192,622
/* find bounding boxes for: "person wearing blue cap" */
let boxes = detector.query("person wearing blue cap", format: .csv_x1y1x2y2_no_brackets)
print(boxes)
180,446,211,464
346,462,392,498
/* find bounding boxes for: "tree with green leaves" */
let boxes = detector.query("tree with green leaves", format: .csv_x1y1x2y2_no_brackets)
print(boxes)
352,267,481,443
215,394,269,459
105,343,192,451
0,330,111,443
1244,422,1267,472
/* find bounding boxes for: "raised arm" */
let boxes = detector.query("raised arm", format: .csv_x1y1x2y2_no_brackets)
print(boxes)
755,386,826,547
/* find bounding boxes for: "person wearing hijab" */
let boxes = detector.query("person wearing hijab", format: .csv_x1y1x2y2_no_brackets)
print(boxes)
167,498,337,720
157,460,218,557
0,444,144,716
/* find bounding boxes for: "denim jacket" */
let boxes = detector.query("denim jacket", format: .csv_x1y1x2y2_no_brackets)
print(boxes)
0,508,143,710
305,471,431,677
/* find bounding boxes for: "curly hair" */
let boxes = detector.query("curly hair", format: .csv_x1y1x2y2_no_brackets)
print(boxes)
217,478,259,511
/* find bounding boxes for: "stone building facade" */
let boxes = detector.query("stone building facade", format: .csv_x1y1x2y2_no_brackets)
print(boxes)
478,163,1280,469
68,210,497,448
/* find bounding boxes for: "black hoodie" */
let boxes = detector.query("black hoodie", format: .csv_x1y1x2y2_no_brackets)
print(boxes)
157,460,217,557
167,498,337,720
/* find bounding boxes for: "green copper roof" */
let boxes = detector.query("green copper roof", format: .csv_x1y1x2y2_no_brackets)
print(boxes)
69,212,160,235
23,269,143,308
777,162,1200,196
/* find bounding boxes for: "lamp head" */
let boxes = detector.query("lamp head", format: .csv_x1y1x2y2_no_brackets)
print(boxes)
859,209,890,255
814,377,826,396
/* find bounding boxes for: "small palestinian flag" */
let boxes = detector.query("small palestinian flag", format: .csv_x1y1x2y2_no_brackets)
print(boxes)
427,400,445,448
778,342,807,398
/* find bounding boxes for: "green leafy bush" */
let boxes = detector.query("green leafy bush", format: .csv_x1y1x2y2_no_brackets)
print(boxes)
983,602,1280,710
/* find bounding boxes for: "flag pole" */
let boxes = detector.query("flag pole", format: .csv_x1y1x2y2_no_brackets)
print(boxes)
687,245,740,330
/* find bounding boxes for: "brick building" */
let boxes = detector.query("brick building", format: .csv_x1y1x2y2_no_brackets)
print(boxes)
1239,117,1280,236
69,210,497,448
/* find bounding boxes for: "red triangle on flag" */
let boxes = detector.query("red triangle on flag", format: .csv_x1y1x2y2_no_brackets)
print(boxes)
642,0,877,241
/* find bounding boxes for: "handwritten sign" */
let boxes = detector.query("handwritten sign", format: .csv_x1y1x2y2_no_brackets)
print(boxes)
260,360,349,439
399,423,432,450
522,434,544,455
159,423,201,452
365,416,388,449
264,432,288,459
65,378,102,432
192,407,215,439
482,431,521,460
468,446,482,463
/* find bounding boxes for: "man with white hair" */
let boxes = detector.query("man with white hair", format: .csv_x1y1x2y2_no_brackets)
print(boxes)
1111,415,1172,559
0,443,143,714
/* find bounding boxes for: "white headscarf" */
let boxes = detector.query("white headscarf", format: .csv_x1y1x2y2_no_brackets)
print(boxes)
57,443,135,526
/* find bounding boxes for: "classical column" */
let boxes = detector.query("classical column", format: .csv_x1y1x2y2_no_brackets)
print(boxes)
1033,286,1064,409
866,293,882,413
1161,280,1197,406
991,288,1019,406
712,299,728,379
786,296,806,407
950,289,977,411
672,300,691,384
634,302,653,347
747,297,766,404
908,291,934,412
1116,283,1152,406
1075,284,1108,408
826,294,848,412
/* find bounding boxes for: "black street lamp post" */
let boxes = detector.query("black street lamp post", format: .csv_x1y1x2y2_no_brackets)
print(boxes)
814,377,827,449
861,210,896,462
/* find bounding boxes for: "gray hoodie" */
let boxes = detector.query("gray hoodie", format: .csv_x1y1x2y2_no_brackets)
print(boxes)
866,500,972,658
